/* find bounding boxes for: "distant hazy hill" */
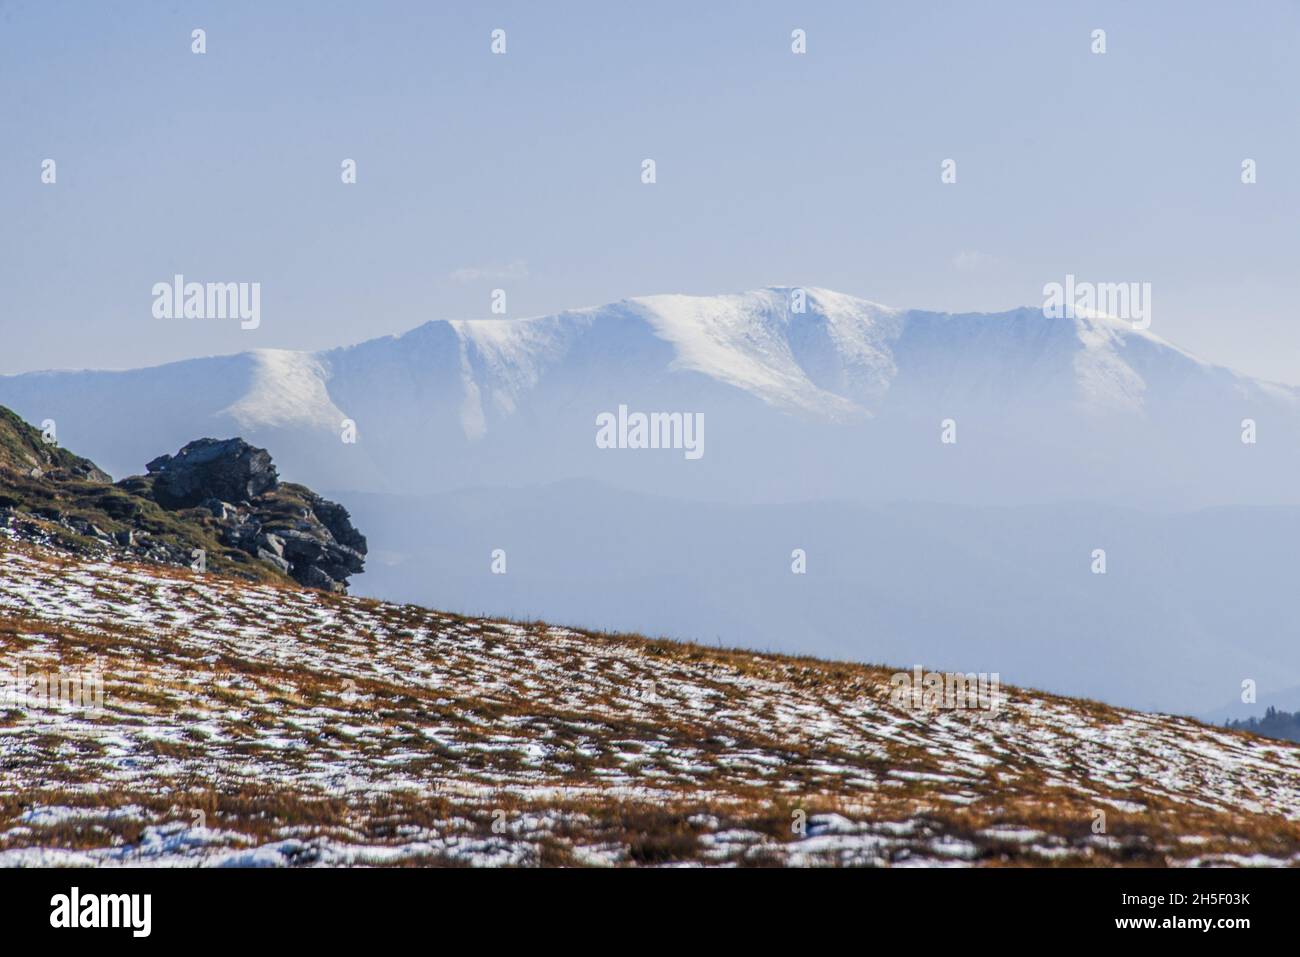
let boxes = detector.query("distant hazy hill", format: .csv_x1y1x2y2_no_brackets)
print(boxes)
1227,707,1300,744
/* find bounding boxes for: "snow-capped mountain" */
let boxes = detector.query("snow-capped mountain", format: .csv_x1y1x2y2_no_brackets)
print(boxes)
2,287,1296,505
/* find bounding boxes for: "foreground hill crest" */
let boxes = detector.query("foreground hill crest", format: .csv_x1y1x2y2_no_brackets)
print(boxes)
0,538,1296,866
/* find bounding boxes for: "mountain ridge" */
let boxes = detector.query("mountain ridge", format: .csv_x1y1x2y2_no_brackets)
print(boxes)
3,287,1296,506
15,286,1296,415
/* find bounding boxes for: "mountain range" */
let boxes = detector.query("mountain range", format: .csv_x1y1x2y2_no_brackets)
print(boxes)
2,287,1297,506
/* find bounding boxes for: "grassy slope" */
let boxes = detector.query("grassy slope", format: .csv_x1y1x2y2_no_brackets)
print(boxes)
0,407,107,481
1,538,1297,867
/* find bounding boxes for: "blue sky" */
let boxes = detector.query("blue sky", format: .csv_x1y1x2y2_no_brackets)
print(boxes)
2,0,1298,382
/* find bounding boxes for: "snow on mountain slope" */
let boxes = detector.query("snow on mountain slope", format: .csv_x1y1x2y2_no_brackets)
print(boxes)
1,535,1298,867
1,287,1297,503
447,309,597,434
221,350,347,431
627,289,897,419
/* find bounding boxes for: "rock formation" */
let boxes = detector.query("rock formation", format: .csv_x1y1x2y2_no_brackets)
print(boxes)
0,407,367,592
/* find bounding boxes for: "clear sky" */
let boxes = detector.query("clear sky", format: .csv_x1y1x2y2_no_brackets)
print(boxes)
2,0,1297,383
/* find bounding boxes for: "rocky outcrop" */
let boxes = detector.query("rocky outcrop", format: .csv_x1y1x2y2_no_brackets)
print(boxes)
146,438,278,509
0,407,367,593
147,438,366,593
212,492,367,593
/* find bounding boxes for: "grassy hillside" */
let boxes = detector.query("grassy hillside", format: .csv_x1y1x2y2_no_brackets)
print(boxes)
0,536,1297,867
0,406,109,482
